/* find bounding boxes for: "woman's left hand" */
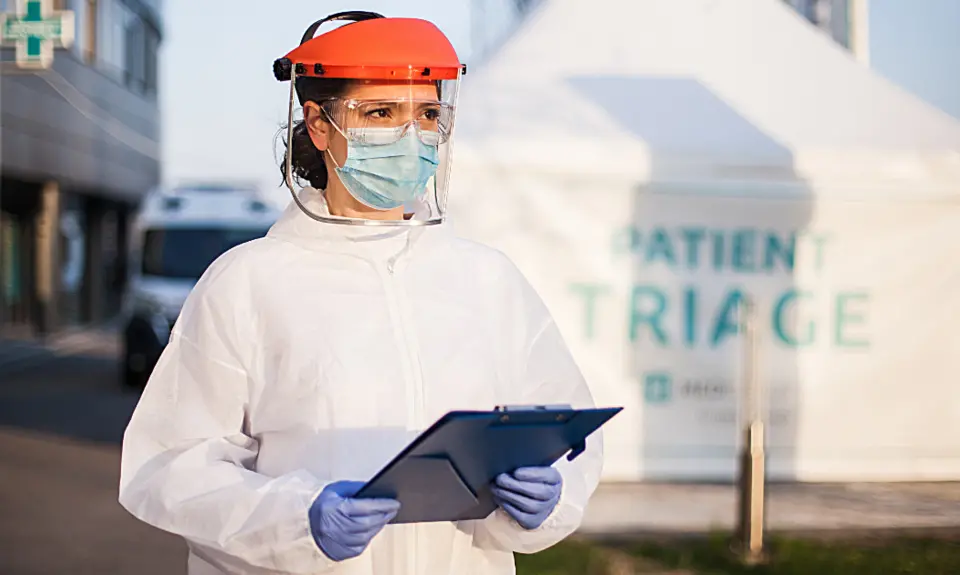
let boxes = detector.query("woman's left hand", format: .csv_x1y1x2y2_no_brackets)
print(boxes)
491,466,562,530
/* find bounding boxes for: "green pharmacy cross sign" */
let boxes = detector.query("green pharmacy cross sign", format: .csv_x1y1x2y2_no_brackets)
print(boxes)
0,0,74,70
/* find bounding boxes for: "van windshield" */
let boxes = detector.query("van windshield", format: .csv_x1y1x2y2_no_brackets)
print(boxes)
141,227,269,280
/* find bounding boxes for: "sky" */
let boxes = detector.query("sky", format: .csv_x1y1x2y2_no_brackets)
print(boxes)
869,0,960,119
159,0,960,196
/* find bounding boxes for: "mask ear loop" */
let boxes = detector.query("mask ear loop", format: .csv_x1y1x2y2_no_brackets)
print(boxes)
317,104,360,197
319,103,348,172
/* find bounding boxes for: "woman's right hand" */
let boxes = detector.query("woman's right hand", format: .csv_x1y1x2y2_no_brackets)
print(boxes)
309,481,401,562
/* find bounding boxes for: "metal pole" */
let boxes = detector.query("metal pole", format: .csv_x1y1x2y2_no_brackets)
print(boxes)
734,297,766,564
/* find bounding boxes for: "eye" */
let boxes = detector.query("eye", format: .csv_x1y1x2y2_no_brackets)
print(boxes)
365,107,391,119
422,107,441,121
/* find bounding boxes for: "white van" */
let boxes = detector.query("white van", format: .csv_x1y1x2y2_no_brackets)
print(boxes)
121,183,281,387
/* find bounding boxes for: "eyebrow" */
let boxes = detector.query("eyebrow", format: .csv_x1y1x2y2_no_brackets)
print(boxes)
358,101,443,113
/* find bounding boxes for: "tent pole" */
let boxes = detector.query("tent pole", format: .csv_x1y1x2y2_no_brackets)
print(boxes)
734,297,766,565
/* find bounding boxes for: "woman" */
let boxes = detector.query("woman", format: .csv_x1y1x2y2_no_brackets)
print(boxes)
119,12,603,575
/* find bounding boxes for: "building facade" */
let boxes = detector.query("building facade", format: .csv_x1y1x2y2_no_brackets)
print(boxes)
784,0,851,47
1,0,162,337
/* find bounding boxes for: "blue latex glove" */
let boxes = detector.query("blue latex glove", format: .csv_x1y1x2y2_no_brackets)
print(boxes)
309,481,400,562
491,466,563,530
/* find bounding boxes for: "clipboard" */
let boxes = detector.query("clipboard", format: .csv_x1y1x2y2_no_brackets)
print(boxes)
354,405,623,524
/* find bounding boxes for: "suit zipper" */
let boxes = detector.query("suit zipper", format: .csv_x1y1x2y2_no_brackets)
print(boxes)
383,260,422,574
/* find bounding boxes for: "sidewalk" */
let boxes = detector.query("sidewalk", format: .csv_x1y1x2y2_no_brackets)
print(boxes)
580,481,960,536
0,320,121,378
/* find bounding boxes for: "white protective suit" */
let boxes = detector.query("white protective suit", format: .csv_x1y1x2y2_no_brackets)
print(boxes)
119,188,604,575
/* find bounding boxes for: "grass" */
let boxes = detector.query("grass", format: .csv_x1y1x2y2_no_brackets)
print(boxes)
514,539,611,575
515,533,960,575
626,532,960,575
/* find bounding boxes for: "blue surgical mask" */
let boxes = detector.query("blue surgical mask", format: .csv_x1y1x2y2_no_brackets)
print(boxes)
332,129,440,211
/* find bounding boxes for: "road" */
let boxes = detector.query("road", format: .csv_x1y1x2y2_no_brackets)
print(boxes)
0,340,186,575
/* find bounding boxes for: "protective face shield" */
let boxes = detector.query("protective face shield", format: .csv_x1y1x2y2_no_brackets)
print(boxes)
274,12,465,227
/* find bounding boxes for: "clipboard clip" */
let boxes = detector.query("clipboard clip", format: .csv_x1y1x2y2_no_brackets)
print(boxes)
494,404,572,412
493,404,586,460
567,439,587,461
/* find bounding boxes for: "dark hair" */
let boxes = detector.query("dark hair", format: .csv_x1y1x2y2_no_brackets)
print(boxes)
280,77,352,190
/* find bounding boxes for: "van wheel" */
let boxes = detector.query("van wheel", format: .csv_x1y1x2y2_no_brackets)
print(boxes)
122,349,148,389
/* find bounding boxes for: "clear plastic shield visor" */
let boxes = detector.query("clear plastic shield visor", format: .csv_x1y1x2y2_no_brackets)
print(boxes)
284,74,460,227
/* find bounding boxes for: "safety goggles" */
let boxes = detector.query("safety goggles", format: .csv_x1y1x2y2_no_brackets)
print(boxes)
320,98,455,146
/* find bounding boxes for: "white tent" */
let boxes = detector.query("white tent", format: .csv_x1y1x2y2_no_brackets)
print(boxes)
448,0,960,482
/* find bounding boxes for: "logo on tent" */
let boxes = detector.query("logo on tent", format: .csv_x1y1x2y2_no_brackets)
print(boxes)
643,371,673,404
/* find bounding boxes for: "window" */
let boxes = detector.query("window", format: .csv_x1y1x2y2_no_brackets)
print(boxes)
124,16,145,90
96,0,132,79
93,0,159,95
144,25,159,93
141,228,270,280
